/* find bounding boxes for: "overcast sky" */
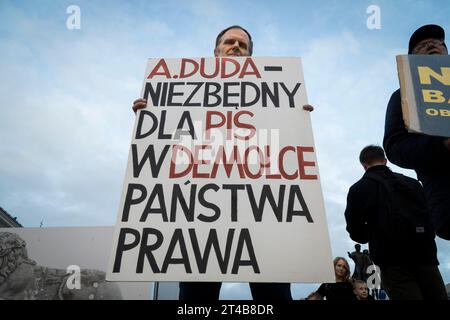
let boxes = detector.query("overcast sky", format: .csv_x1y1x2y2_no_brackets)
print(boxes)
0,0,449,299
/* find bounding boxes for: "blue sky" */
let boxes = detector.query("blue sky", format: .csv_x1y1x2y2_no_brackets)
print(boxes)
0,0,449,299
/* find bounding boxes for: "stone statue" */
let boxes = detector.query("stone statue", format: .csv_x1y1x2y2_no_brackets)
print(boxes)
347,243,365,281
0,232,122,300
362,249,374,282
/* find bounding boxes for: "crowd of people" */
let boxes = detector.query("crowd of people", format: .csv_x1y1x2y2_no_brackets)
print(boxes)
305,256,376,301
132,24,449,301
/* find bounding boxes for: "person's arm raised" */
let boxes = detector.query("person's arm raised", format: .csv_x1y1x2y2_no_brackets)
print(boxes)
132,98,147,113
303,104,314,112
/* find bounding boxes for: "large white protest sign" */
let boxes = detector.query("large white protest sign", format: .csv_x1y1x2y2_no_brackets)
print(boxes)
107,57,334,283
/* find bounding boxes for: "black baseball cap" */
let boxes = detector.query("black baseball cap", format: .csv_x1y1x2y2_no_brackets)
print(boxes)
408,24,446,54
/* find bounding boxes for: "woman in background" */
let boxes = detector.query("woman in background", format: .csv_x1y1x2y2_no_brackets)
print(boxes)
310,257,356,300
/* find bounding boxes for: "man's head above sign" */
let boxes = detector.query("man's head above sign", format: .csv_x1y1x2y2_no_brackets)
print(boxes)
132,25,314,113
409,24,448,55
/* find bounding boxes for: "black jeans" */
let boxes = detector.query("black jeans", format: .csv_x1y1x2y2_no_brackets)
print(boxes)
179,282,292,301
380,265,447,300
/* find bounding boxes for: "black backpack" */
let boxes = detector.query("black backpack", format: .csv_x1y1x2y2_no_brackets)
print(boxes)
364,170,434,241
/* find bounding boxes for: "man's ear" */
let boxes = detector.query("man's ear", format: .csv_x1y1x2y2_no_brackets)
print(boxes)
382,159,387,166
214,48,219,57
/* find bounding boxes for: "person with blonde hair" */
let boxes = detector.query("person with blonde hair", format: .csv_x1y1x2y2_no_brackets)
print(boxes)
309,257,356,300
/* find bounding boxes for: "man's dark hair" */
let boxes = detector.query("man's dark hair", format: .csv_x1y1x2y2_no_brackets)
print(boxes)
215,25,253,55
359,145,386,165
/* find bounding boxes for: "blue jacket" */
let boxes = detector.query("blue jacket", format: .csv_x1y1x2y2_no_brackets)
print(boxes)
383,89,450,239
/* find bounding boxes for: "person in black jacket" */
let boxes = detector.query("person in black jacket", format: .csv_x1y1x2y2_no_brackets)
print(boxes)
344,145,447,300
310,257,356,301
383,24,450,240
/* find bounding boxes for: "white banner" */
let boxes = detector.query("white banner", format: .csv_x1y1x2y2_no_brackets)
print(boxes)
107,57,334,283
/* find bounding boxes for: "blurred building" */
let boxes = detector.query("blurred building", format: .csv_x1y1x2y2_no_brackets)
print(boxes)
0,206,22,227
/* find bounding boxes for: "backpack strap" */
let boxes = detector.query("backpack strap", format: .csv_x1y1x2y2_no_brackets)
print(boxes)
363,170,395,210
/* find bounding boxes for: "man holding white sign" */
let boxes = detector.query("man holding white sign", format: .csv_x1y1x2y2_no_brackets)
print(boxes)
114,25,333,301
